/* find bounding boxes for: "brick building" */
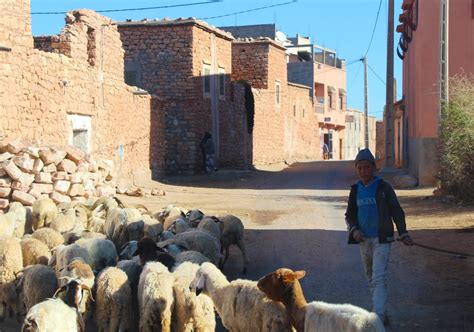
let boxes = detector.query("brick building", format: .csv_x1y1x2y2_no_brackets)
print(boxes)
0,0,154,186
231,38,318,164
118,19,252,174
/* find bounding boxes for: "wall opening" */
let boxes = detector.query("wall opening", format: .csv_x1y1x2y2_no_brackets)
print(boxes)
87,27,96,66
68,114,92,153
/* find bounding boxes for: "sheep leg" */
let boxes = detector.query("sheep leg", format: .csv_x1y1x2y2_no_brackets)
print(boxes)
236,238,248,274
0,302,6,322
220,245,230,270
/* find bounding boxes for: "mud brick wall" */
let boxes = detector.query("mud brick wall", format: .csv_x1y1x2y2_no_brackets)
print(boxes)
119,21,251,174
0,1,156,186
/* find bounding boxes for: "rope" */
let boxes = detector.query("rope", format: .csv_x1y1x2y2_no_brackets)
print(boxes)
397,238,474,258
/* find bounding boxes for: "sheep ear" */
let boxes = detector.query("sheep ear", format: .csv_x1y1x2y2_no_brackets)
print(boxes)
53,285,67,298
294,270,306,280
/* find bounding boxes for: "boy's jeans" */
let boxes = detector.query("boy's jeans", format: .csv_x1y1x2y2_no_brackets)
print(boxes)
359,237,391,320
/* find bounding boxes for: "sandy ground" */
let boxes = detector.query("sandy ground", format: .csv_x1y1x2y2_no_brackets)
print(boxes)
2,161,472,332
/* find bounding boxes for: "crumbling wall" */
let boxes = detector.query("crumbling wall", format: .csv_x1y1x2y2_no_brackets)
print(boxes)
0,2,156,186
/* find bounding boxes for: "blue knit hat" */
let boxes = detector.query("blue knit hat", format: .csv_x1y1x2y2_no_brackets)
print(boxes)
355,148,375,165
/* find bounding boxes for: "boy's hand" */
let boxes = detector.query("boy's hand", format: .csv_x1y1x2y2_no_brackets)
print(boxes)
353,229,365,242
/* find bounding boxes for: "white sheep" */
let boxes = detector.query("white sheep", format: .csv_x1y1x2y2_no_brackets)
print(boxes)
0,235,23,322
51,238,117,275
31,197,58,231
138,262,175,332
16,264,58,314
190,262,292,332
0,202,26,236
31,227,64,250
20,238,51,266
21,298,81,332
57,259,95,316
218,215,249,274
117,258,142,331
95,267,132,332
105,207,145,250
172,262,215,332
158,230,221,266
257,268,385,332
50,208,78,234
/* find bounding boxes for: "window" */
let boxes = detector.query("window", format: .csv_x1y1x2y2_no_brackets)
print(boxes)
329,93,333,109
339,95,344,110
67,114,91,153
203,63,211,97
218,67,225,99
275,81,281,108
302,108,305,118
87,27,96,66
293,104,296,117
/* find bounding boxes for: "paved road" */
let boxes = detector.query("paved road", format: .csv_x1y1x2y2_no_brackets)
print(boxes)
137,160,473,332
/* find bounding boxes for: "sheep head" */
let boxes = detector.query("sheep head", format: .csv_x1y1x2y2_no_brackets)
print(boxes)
54,278,94,309
257,268,305,302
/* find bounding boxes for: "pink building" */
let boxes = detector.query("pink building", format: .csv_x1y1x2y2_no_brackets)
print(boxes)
288,41,347,160
397,0,474,185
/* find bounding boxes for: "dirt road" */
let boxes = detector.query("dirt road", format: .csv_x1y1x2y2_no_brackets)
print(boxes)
123,160,474,332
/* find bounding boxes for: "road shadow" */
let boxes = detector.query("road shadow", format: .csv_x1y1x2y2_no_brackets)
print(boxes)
158,160,359,191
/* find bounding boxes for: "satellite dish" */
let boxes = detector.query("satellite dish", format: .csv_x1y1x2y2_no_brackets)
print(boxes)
275,31,287,43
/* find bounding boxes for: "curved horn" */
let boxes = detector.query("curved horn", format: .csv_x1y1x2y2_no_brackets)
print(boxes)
80,284,95,302
53,285,67,298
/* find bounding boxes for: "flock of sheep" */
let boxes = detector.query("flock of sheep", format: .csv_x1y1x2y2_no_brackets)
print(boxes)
0,195,385,332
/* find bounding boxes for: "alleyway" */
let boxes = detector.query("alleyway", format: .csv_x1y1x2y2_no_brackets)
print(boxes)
124,160,474,332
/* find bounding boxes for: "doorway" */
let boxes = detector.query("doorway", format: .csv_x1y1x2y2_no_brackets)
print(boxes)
323,132,333,159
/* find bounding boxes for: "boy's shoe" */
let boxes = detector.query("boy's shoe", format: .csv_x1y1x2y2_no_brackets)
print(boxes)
383,315,390,326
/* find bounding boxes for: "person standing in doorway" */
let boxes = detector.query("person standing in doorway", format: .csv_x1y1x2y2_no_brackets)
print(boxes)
345,148,413,325
199,132,217,173
323,143,330,160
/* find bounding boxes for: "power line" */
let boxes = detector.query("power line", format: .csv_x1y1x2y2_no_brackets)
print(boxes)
367,63,402,99
363,0,383,58
31,0,220,15
201,0,297,20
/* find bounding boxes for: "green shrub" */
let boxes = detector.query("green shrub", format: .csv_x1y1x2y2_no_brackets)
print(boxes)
439,74,474,203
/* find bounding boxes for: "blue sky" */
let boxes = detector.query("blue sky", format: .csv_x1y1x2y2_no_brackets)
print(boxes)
30,0,403,120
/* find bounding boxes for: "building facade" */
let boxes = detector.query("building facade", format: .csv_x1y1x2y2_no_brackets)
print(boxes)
344,109,376,160
397,0,474,185
118,19,252,174
287,41,348,160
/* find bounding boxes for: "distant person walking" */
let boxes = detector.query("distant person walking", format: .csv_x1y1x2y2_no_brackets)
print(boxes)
345,148,413,326
199,132,217,173
323,143,329,160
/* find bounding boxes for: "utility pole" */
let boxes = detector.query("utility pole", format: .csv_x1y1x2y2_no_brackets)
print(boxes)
439,0,449,129
385,0,395,167
363,56,369,149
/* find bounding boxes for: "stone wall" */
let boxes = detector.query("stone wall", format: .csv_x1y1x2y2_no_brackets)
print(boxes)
0,2,155,186
119,20,251,174
232,39,320,164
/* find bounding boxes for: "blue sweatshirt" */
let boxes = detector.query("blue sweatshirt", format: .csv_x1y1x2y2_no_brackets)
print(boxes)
356,176,381,237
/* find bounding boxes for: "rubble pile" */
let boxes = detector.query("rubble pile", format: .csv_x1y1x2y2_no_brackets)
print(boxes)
0,140,116,210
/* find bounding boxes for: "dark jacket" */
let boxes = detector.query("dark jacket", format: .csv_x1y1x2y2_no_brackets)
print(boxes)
345,179,408,244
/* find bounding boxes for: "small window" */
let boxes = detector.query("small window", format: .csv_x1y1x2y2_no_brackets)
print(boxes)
203,63,211,97
339,95,344,110
218,67,225,99
275,81,281,107
328,93,333,109
303,108,305,118
293,104,296,117
73,130,89,153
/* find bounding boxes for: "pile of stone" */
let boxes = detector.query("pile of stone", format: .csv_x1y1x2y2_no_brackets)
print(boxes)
0,140,116,210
